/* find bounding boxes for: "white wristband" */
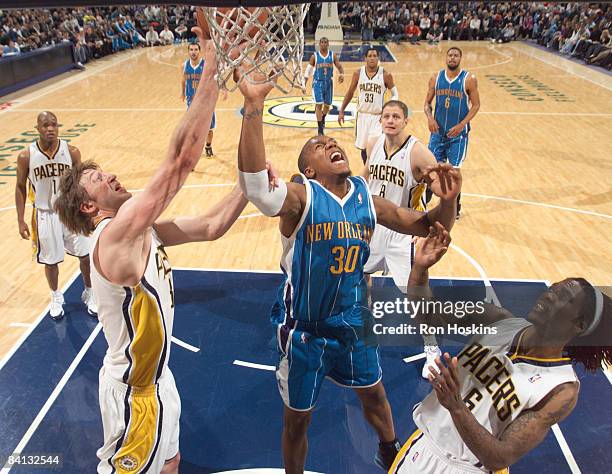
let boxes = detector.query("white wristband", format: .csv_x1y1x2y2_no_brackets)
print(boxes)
238,169,287,217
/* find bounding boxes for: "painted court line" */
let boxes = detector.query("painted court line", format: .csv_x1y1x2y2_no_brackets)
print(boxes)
0,323,103,474
0,49,148,116
233,360,276,371
463,193,612,220
602,363,612,386
0,271,80,373
8,322,32,328
450,243,501,307
7,107,610,117
402,353,427,364
511,44,612,92
171,336,200,353
551,424,581,474
5,107,236,113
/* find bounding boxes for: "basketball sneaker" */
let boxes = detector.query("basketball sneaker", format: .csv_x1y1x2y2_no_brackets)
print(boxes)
81,288,97,316
374,439,401,471
205,145,213,158
422,345,442,379
50,291,65,320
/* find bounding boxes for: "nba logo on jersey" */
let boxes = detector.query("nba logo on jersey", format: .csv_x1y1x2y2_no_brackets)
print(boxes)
358,192,363,205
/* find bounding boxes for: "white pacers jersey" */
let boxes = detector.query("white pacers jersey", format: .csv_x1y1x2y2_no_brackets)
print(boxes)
91,219,175,387
368,134,426,211
357,66,386,114
413,318,578,470
28,139,72,211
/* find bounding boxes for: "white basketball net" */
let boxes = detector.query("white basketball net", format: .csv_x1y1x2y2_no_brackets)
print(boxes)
203,4,310,93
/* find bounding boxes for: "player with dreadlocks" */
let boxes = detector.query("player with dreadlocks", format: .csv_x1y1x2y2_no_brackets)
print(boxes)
390,223,611,474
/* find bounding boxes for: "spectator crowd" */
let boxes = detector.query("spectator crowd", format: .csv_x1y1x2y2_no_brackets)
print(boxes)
338,2,611,69
1,3,611,71
0,5,198,66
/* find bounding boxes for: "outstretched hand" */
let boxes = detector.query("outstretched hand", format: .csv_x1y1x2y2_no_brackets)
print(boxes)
428,353,464,413
423,163,462,202
414,222,451,270
234,65,276,102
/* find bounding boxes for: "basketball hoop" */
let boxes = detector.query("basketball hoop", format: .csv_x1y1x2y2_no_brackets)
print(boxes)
202,4,310,93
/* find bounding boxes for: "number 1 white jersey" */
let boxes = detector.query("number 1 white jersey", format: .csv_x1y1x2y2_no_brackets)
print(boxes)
357,66,386,114
28,139,72,211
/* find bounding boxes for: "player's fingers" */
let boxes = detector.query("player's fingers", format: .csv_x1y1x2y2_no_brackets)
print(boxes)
429,365,450,393
442,231,451,247
448,356,461,386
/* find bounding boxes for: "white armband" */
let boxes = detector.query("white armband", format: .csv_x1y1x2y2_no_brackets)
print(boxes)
305,64,314,78
238,169,287,217
390,86,399,100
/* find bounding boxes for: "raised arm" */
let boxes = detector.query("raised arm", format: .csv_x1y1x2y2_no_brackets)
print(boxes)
375,164,460,236
424,73,439,134
15,149,30,240
106,32,218,244
408,223,515,327
430,355,579,471
447,74,480,138
338,70,359,125
373,195,431,237
153,185,248,246
235,69,305,237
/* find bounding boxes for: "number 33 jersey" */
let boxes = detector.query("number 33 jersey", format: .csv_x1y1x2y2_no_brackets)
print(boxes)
275,175,376,325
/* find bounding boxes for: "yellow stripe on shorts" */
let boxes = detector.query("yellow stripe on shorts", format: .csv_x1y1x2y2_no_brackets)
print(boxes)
388,428,422,474
112,385,161,473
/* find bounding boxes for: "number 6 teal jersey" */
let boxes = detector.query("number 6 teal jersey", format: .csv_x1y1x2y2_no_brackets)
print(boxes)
433,69,471,136
273,175,376,327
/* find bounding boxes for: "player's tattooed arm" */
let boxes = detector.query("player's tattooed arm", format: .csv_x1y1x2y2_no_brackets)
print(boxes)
435,358,579,472
236,67,306,233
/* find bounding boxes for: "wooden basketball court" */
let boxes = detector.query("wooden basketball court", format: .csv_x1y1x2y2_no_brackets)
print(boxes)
0,40,611,359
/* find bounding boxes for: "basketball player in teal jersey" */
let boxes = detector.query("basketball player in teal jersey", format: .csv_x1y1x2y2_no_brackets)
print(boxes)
425,47,480,218
389,225,611,473
234,66,461,472
182,42,215,158
304,37,344,136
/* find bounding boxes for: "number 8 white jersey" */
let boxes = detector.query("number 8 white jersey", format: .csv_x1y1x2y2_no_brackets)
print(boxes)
28,139,72,211
357,66,386,114
368,134,426,211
